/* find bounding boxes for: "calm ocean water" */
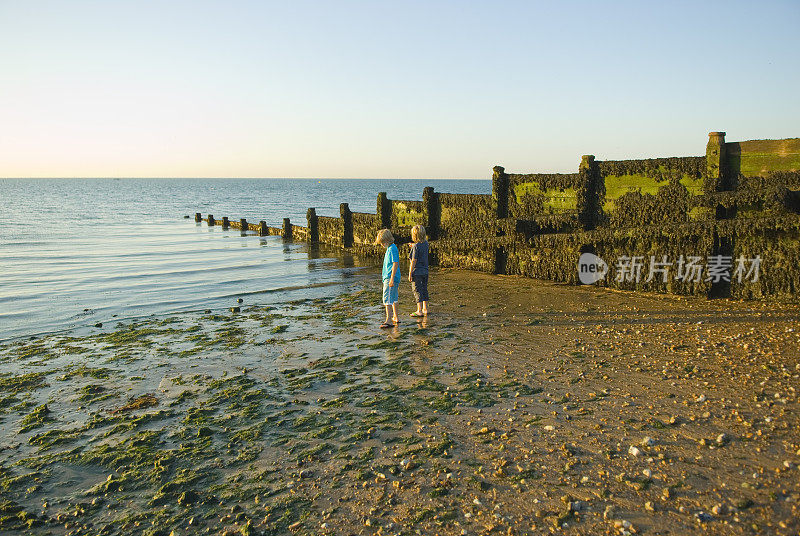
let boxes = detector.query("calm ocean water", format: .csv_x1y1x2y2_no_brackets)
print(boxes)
0,178,489,340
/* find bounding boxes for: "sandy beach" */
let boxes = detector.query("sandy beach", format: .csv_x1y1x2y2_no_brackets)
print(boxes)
1,269,798,536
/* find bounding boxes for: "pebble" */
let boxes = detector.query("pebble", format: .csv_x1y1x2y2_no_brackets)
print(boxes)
641,436,656,447
603,505,615,520
644,501,655,511
695,511,712,522
628,446,641,457
642,469,652,478
696,394,707,403
613,520,633,530
543,425,555,431
716,433,727,445
711,504,727,515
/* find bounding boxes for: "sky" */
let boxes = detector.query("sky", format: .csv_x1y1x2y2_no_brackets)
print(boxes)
0,1,798,179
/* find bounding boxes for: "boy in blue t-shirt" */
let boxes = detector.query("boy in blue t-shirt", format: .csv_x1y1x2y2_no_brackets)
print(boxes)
375,229,400,328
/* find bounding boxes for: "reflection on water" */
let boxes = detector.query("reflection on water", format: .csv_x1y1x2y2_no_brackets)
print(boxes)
0,220,377,341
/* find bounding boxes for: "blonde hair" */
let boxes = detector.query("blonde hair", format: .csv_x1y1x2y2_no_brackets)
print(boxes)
374,229,394,246
411,225,427,243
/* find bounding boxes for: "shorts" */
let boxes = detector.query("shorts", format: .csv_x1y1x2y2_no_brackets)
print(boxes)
411,274,429,303
382,279,399,305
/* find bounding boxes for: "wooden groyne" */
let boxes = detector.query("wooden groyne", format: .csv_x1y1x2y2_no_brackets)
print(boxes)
194,131,800,301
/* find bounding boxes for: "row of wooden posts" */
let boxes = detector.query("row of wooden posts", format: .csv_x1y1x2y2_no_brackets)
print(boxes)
194,212,294,241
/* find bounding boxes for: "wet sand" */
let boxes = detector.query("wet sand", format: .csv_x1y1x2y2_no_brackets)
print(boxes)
1,269,798,535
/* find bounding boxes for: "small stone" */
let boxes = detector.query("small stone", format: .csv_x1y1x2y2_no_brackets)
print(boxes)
569,500,584,512
645,501,655,511
94,322,103,328
662,488,672,500
230,307,240,313
641,436,656,447
543,425,555,431
642,469,652,479
628,446,641,457
603,505,615,520
695,511,712,522
711,504,727,515
716,433,728,445
696,394,707,403
237,298,243,303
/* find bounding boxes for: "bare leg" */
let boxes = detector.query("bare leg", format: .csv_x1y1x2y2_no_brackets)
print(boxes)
422,300,428,315
384,304,392,325
391,303,399,324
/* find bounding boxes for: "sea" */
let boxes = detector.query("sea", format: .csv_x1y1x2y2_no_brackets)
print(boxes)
0,178,489,341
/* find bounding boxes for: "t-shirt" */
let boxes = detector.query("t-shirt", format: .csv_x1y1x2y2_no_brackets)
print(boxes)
409,241,429,276
382,244,401,282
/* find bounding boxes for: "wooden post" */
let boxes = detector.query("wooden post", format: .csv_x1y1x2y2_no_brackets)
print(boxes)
307,208,319,242
240,218,248,233
259,221,268,236
195,212,202,222
222,217,229,229
282,218,292,241
207,215,215,226
341,203,353,247
706,131,728,192
423,186,439,240
578,155,600,231
377,192,391,229
492,166,509,219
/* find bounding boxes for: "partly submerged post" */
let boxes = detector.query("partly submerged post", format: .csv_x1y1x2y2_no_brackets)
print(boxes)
195,212,202,223
259,221,268,236
307,208,319,243
208,214,215,226
282,218,292,241
222,217,229,229
340,203,353,247
240,218,248,233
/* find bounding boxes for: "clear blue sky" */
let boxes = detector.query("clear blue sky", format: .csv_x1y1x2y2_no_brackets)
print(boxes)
1,0,798,178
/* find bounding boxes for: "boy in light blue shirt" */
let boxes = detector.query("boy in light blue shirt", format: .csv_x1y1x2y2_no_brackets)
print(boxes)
375,229,400,328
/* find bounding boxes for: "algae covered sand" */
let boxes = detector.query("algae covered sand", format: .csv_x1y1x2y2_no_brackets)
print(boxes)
1,270,798,536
